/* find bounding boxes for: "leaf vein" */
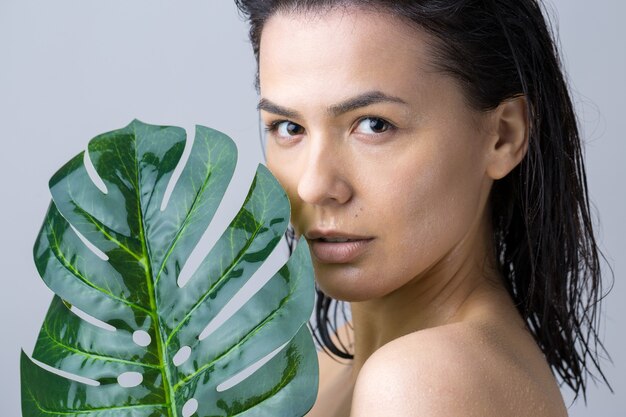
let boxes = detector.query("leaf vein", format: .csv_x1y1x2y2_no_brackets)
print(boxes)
48,221,151,315
39,322,160,370
165,222,262,346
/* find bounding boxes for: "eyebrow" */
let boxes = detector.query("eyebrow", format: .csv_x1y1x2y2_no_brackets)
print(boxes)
257,90,407,119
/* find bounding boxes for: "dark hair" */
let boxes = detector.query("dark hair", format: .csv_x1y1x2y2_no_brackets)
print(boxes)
235,0,611,400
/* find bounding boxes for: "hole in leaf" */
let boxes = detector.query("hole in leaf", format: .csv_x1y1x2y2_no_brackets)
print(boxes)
83,150,108,194
69,223,109,261
182,398,198,417
68,304,115,332
29,355,100,386
161,127,194,212
117,372,143,388
132,330,151,347
173,346,192,366
216,342,288,392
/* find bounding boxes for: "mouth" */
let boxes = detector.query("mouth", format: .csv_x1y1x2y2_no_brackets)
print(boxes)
305,230,374,263
315,237,365,243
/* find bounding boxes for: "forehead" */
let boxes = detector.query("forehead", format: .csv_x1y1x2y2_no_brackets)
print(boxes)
258,8,440,104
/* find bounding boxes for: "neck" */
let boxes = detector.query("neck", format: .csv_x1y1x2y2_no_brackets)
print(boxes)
345,214,505,381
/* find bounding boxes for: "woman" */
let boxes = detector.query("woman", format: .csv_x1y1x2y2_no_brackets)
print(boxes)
235,1,610,416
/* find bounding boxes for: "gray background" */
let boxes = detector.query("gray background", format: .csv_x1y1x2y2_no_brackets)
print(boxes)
0,0,623,415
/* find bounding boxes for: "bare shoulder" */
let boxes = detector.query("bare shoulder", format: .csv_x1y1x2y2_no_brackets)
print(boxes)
350,322,568,417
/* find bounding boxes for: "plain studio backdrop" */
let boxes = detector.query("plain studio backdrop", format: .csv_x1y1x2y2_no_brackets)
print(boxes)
0,1,623,416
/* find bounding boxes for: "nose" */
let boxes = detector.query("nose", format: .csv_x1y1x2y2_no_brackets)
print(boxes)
296,137,353,206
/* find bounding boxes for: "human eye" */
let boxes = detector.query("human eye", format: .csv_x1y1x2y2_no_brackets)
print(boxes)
354,117,395,136
264,120,305,142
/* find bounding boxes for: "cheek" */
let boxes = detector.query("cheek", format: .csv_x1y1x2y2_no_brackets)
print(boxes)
375,138,487,279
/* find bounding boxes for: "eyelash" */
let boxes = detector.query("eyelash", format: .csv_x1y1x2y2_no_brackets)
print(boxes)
355,117,396,136
264,120,292,134
263,117,397,139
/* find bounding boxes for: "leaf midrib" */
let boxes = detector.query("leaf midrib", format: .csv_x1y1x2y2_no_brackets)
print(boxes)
132,130,178,417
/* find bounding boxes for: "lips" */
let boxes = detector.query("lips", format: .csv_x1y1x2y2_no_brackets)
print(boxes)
305,230,374,263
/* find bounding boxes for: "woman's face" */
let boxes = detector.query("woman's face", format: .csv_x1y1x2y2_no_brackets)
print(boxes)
259,8,496,302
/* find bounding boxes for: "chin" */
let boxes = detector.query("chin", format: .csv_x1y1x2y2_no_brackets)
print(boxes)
313,262,390,302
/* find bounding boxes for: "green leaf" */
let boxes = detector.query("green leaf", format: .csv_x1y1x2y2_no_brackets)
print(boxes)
21,120,318,417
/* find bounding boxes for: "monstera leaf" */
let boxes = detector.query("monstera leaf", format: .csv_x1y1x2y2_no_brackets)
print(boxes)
21,120,318,417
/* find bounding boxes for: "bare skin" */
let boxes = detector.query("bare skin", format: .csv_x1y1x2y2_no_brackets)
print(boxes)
258,6,569,417
309,300,567,417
